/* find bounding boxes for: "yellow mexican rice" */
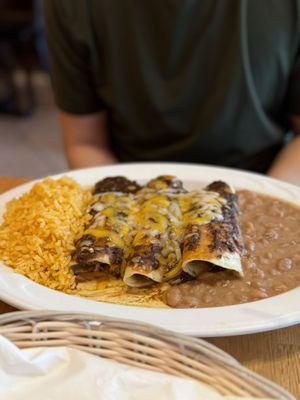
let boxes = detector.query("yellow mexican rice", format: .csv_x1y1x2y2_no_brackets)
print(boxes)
0,177,91,290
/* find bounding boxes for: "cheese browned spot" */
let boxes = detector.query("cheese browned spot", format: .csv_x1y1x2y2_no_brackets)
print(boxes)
206,181,244,256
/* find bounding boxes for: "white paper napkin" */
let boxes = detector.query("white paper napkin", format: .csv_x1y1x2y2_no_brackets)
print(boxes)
0,335,273,400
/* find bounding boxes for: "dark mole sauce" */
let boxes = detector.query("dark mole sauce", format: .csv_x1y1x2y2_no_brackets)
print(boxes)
94,177,141,194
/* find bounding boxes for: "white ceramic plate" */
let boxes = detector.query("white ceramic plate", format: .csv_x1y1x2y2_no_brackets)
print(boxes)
1,163,300,337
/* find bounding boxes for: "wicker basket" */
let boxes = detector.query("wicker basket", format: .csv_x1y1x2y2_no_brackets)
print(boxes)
0,311,294,399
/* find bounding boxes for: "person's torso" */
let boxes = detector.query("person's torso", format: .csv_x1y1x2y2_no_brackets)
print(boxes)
68,0,300,168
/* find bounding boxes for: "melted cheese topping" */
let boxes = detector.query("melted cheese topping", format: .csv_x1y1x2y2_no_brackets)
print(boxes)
179,190,223,226
88,193,138,245
84,229,125,248
83,184,225,280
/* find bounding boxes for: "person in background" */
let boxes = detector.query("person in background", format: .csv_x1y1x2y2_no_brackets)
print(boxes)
44,1,300,184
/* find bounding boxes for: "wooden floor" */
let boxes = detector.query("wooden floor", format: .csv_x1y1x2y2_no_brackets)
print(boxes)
0,72,68,177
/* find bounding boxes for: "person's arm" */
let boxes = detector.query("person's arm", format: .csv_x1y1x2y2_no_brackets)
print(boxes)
44,1,115,168
59,110,117,169
268,116,300,184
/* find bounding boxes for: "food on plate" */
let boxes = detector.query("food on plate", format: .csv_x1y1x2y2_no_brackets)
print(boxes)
123,176,185,287
1,174,300,309
180,181,244,279
165,190,300,307
72,175,244,290
0,177,91,290
71,177,140,283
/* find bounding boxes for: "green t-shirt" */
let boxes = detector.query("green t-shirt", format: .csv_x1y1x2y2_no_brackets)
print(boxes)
44,0,300,171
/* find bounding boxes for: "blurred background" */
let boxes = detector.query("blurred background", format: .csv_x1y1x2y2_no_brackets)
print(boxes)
0,0,67,177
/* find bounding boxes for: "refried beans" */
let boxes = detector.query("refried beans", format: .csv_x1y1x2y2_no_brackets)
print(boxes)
165,190,300,308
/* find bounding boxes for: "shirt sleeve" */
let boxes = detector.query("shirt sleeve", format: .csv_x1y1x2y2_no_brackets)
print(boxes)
43,0,104,114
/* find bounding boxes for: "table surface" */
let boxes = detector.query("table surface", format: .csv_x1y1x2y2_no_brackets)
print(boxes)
0,176,299,398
